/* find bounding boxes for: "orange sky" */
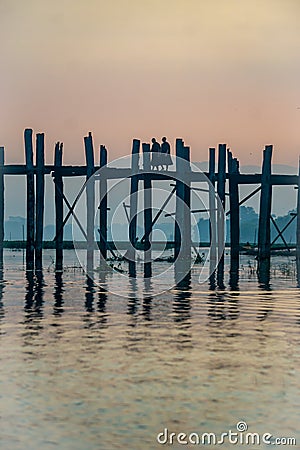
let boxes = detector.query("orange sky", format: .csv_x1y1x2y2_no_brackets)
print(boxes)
1,0,300,166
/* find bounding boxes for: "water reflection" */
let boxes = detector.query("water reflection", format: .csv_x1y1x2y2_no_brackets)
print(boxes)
227,292,240,321
53,271,64,316
297,257,300,288
173,273,192,349
97,270,108,314
82,273,109,340
207,291,240,323
85,276,95,312
127,276,139,321
296,292,300,326
142,277,153,321
24,271,45,316
257,290,274,321
23,271,46,344
208,291,227,321
24,271,35,310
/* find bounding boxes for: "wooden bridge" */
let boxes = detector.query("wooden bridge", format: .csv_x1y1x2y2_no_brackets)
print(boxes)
0,129,299,286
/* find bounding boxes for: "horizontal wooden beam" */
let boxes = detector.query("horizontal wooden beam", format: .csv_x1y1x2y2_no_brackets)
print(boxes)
1,165,299,185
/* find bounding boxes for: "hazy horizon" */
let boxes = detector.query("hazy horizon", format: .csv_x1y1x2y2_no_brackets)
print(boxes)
3,161,299,226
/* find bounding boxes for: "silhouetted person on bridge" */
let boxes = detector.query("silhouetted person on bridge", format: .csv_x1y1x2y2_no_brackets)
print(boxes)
151,138,162,170
161,137,172,171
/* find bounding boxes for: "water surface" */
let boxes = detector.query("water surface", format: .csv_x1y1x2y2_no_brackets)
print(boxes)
0,250,299,449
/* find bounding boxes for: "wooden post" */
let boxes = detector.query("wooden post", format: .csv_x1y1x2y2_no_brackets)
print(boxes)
174,139,184,260
84,132,95,273
99,145,108,263
25,128,35,270
54,142,63,271
208,147,216,284
217,143,226,288
0,147,4,269
228,151,240,261
296,158,300,286
258,145,273,261
174,139,191,282
217,144,226,209
143,143,152,278
183,144,191,257
35,133,45,270
128,139,140,277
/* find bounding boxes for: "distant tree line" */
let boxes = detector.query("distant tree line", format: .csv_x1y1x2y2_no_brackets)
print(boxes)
196,206,297,244
4,206,297,245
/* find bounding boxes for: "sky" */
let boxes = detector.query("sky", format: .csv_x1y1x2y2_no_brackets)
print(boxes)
0,0,300,166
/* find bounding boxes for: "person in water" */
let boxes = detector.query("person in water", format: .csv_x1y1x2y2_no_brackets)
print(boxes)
151,138,162,170
161,137,172,170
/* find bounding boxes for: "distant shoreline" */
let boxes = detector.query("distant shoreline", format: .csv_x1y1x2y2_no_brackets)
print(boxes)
2,241,296,255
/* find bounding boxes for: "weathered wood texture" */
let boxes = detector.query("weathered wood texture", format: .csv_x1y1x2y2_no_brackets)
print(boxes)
174,138,191,264
24,129,35,270
258,145,273,261
54,142,64,271
228,150,240,261
35,133,45,270
128,139,140,276
217,144,226,288
99,145,108,262
142,143,152,277
84,132,95,273
208,147,216,286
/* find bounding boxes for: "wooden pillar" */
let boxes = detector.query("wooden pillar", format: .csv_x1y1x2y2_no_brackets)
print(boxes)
84,132,95,273
208,147,216,283
0,147,4,269
208,147,216,241
54,142,63,271
99,145,108,262
217,143,226,288
128,139,140,277
174,139,191,283
228,151,240,262
174,140,181,259
258,145,273,261
296,158,300,286
174,139,184,260
142,143,152,278
184,144,191,257
35,133,45,270
217,144,226,209
25,128,35,270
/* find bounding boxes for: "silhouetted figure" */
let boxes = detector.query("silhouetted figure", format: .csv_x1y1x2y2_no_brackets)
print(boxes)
151,138,162,170
161,137,172,171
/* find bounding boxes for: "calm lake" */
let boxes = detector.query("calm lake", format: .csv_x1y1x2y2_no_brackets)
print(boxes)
0,249,299,449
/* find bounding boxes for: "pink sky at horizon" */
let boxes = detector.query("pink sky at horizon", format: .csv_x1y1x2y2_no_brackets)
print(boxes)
1,0,300,166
